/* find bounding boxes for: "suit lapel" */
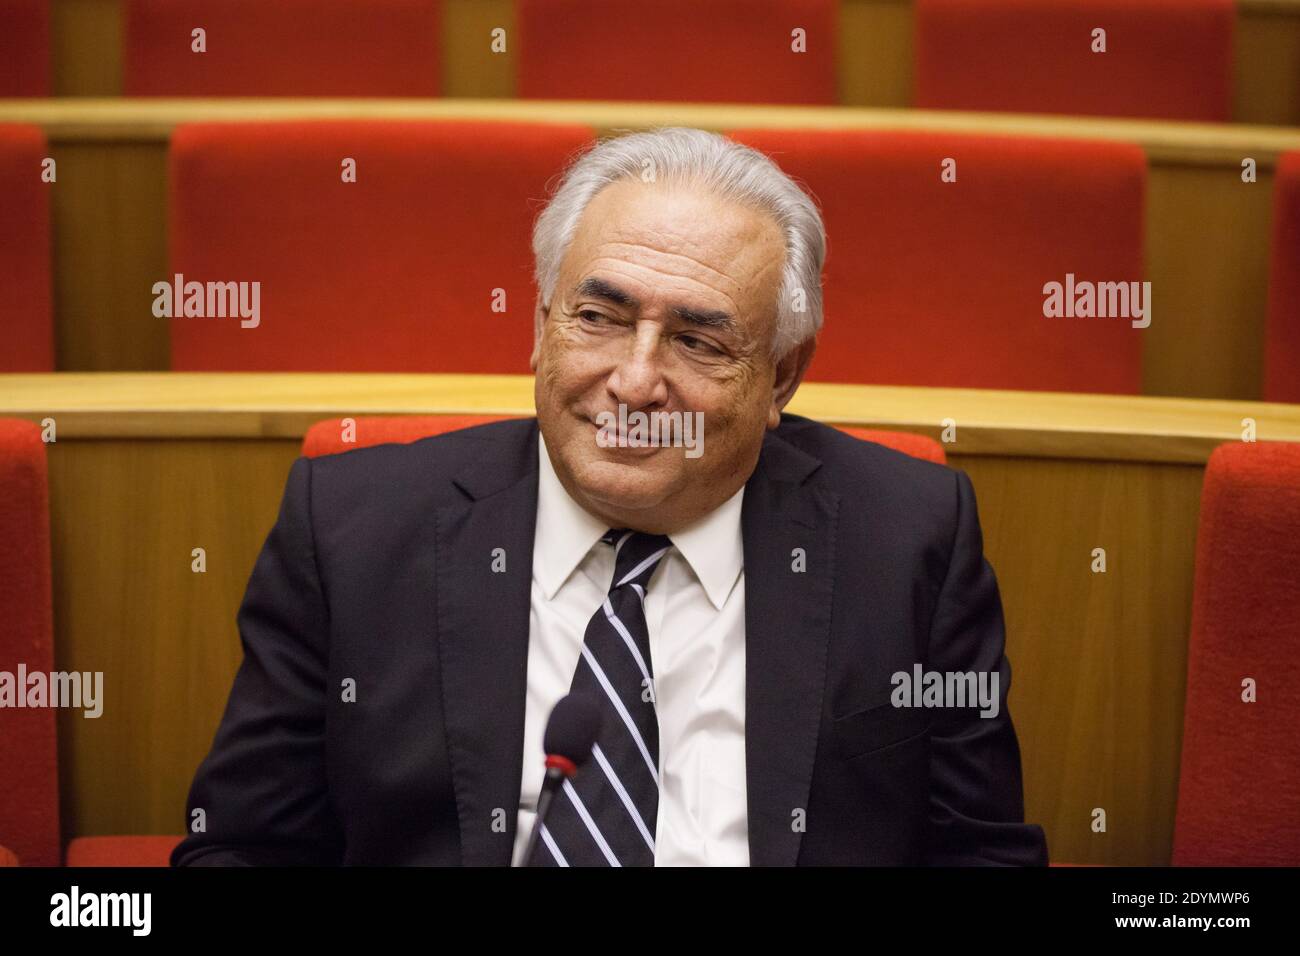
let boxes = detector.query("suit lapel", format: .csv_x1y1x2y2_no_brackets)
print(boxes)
436,419,539,866
742,427,839,866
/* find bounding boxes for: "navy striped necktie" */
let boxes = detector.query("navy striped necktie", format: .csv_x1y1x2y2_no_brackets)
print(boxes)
529,528,673,866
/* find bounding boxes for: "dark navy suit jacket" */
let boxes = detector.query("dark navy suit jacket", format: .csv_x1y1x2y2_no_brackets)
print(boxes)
172,414,1048,866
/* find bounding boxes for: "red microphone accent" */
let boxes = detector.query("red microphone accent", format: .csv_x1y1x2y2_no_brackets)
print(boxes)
544,754,578,778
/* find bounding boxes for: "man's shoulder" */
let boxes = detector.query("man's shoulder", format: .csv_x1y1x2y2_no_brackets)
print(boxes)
772,414,955,493
768,414,972,564
768,413,967,539
302,416,537,508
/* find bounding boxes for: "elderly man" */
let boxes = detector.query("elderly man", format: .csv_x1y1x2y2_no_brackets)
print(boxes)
172,127,1047,867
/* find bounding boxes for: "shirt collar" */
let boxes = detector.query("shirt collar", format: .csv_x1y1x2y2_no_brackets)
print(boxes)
534,432,610,601
533,431,746,609
664,480,745,610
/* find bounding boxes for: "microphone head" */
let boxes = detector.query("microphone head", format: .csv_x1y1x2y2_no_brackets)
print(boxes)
543,693,602,766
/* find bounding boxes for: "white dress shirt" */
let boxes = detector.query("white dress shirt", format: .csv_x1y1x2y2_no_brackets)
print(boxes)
512,433,749,866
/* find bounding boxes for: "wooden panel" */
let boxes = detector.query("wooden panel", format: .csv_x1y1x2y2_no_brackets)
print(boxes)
1236,3,1300,127
4,373,1299,456
12,99,1300,159
838,0,912,108
1144,164,1274,399
51,0,122,97
956,455,1202,866
49,438,299,839
50,141,169,371
442,0,515,98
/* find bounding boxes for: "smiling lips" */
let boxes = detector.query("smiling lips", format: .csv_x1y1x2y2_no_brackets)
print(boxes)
590,418,662,455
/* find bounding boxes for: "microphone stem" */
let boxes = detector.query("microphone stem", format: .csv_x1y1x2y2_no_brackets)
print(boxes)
521,765,565,865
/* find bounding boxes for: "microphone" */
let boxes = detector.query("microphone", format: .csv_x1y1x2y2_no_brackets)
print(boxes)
520,693,602,866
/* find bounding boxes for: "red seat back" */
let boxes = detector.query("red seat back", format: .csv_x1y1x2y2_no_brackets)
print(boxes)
730,128,1147,392
0,420,58,867
915,0,1234,122
0,124,53,371
1266,151,1300,403
168,121,594,371
1173,441,1300,865
124,0,442,96
838,426,947,465
518,0,836,105
0,0,49,96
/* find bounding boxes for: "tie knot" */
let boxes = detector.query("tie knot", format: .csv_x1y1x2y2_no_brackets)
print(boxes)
602,529,673,593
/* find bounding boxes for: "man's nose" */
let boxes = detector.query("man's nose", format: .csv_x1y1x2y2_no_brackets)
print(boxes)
607,322,669,409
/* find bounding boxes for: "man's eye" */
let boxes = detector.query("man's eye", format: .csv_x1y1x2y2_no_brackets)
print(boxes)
679,334,721,355
578,310,610,326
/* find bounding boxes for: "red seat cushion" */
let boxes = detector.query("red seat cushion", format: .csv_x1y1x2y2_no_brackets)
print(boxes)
0,124,53,371
0,419,58,867
1173,441,1300,866
168,120,595,371
124,0,442,96
915,0,1234,122
1265,151,1300,403
730,128,1146,392
65,835,183,867
0,0,50,96
518,0,836,105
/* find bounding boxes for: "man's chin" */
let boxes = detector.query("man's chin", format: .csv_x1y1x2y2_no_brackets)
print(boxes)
569,464,673,516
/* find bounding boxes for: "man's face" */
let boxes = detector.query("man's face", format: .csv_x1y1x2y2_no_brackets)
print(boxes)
531,179,812,534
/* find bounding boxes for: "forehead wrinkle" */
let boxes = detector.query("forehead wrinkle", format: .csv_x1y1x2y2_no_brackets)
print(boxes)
591,239,752,293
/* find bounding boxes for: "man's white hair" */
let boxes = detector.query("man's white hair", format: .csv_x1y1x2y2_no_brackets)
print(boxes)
532,127,826,360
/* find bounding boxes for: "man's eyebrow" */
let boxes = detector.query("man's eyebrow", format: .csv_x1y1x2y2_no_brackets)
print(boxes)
573,275,739,335
573,276,639,308
671,305,739,334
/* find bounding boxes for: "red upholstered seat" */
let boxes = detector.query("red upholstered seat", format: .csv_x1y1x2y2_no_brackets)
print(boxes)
0,420,58,867
0,124,53,371
0,0,50,95
518,0,836,105
168,121,595,371
915,0,1234,122
123,0,441,96
730,128,1147,392
1173,441,1300,866
1265,151,1300,403
303,415,946,464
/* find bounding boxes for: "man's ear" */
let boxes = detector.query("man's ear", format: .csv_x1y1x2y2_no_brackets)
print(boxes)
529,300,547,372
767,335,817,429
